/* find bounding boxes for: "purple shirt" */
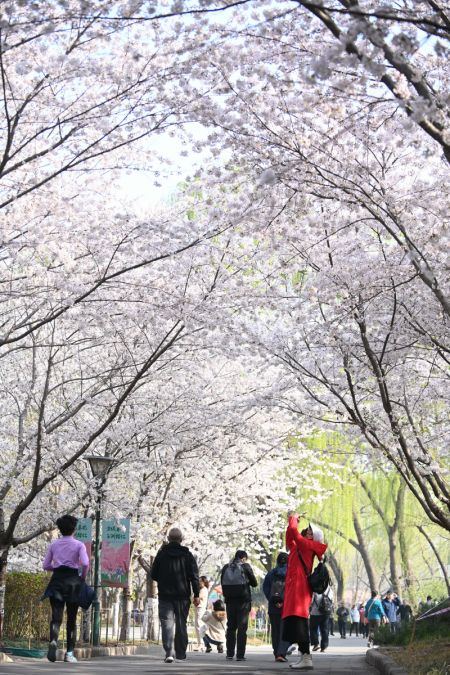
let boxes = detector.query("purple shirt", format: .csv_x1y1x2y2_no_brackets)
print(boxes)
43,536,89,577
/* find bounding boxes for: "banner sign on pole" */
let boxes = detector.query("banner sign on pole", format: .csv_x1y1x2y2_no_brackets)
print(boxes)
74,517,93,560
100,518,130,588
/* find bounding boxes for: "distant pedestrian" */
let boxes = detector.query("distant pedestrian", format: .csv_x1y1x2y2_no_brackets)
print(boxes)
194,576,209,650
349,604,360,636
309,586,333,653
221,549,258,661
282,514,327,670
399,600,412,623
359,602,369,638
382,592,400,632
150,527,200,663
42,515,89,664
328,615,335,636
419,595,435,613
365,590,387,648
263,551,290,662
336,603,349,638
202,599,227,653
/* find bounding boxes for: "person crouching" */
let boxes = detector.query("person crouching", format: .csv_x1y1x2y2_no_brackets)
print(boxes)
202,600,227,653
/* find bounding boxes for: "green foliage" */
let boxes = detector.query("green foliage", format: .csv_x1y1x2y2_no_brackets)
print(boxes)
375,616,450,646
4,572,51,641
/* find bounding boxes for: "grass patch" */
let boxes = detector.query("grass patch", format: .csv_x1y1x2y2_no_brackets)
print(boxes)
380,641,450,675
376,616,450,674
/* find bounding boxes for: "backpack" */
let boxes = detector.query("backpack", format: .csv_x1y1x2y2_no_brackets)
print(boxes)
318,592,333,615
297,551,330,594
222,562,247,598
269,574,285,604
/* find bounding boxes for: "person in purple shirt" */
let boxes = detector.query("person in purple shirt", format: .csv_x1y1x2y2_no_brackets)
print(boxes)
42,515,89,663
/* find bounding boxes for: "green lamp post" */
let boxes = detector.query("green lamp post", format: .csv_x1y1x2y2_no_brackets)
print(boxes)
85,455,115,647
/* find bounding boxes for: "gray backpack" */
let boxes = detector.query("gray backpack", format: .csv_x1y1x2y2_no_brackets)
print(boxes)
222,562,247,598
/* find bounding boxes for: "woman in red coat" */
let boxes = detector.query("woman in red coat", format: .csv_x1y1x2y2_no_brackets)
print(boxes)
282,514,327,670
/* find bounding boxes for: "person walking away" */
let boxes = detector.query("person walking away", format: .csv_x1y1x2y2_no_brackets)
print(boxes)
365,590,387,648
282,514,327,670
263,551,290,662
256,607,264,630
150,527,200,663
336,603,349,638
359,602,369,638
382,592,400,633
42,515,89,663
202,600,227,653
399,600,412,623
221,549,257,661
349,604,360,636
328,613,335,636
309,586,333,653
194,576,209,650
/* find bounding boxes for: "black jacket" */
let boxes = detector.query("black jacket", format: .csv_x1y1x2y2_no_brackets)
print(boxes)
150,542,200,600
221,560,258,602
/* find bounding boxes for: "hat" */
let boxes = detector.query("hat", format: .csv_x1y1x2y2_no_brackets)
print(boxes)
276,552,288,566
309,523,324,543
213,599,225,611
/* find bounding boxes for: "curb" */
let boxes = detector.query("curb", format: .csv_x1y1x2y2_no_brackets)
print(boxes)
55,644,157,661
366,648,409,675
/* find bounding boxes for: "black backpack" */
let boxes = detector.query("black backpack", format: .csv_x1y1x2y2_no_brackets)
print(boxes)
269,574,285,604
318,592,333,615
297,550,330,594
222,562,247,598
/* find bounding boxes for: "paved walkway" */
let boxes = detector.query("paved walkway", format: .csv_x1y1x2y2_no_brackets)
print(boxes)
0,637,378,674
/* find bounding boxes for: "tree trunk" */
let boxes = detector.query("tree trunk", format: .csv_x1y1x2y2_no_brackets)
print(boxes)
119,586,133,642
417,526,450,597
137,553,159,641
399,517,417,607
327,551,344,602
0,548,8,642
387,529,400,594
352,511,378,591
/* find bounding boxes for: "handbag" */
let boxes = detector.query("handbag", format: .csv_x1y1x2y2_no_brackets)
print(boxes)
77,580,95,610
297,549,330,594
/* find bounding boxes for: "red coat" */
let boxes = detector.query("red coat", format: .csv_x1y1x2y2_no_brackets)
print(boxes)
282,516,328,619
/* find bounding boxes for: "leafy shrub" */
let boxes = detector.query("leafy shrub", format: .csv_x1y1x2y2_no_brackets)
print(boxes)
375,615,450,646
3,572,51,641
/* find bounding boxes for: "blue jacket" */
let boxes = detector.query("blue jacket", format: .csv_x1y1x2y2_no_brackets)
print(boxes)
262,564,287,615
365,598,386,621
382,597,400,623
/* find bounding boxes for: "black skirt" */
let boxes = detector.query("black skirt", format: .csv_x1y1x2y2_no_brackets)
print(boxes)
282,615,310,644
42,565,82,604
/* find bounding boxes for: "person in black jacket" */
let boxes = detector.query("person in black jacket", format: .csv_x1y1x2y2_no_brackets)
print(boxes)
150,528,200,663
221,549,257,661
262,551,290,662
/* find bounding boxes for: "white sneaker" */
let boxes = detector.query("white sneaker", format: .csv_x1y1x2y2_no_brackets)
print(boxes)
64,652,78,663
164,656,174,663
287,644,297,655
290,654,314,670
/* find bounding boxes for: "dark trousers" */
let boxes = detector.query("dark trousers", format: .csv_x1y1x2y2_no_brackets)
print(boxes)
203,634,223,651
350,621,359,636
338,618,347,637
225,598,251,658
282,616,310,655
49,599,78,652
268,612,290,657
309,614,329,650
158,598,190,659
329,617,334,635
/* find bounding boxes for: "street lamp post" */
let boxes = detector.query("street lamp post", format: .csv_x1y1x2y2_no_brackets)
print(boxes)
85,455,115,647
